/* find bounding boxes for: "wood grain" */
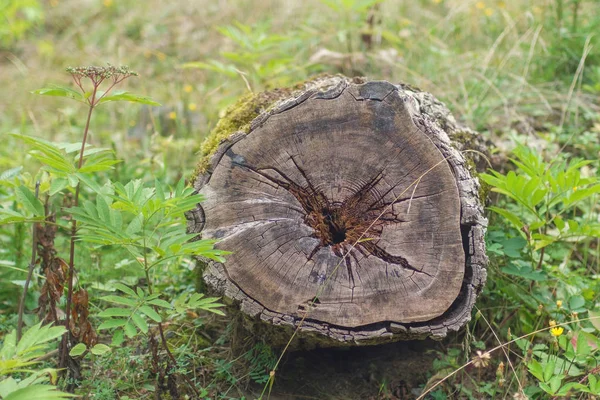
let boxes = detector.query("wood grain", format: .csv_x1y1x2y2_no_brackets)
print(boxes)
188,77,487,344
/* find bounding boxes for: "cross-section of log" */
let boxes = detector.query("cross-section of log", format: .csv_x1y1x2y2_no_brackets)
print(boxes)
187,76,487,344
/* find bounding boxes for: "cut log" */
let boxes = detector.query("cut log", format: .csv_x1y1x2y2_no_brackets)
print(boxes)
187,76,487,345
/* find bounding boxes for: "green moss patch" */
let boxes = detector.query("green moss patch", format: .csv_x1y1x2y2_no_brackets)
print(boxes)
191,87,294,181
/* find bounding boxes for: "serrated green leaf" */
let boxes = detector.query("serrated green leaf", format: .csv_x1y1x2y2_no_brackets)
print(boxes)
98,91,161,106
131,313,148,334
0,166,23,181
15,323,66,358
32,84,84,101
147,299,172,309
125,213,143,236
139,305,161,322
135,287,145,299
69,343,86,357
98,308,131,318
98,319,127,330
74,173,103,194
124,321,137,338
67,174,79,188
15,186,44,216
111,329,124,346
3,383,75,399
49,178,69,196
101,295,137,307
114,283,137,297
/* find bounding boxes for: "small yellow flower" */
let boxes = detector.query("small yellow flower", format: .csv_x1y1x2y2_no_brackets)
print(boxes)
484,8,494,16
433,0,442,3
532,6,542,14
550,326,564,337
188,103,197,111
168,111,177,120
556,300,563,308
498,1,506,8
549,320,557,327
50,0,59,6
475,1,485,9
103,0,113,7
157,52,166,61
184,84,193,93
573,186,578,191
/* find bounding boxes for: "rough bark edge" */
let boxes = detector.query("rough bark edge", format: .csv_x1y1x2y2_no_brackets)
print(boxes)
187,76,488,346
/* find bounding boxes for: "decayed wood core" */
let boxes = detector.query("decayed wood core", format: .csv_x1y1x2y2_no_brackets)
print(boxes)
193,80,470,329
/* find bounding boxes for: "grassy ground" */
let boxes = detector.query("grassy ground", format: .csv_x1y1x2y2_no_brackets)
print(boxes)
1,0,600,399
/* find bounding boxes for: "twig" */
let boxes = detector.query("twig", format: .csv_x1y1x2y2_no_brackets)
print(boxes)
16,181,40,341
60,83,98,371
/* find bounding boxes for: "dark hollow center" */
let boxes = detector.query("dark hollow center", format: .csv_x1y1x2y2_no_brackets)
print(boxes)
323,208,347,245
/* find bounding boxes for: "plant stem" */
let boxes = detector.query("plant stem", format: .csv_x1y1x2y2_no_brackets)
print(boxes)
16,181,40,341
142,232,199,398
60,84,97,370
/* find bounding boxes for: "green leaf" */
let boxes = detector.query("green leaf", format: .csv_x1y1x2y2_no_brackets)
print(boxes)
131,313,148,334
0,166,23,181
543,359,555,382
69,343,86,357
557,382,588,396
589,310,600,332
12,135,76,174
98,319,127,330
487,206,526,233
101,295,137,307
147,299,173,309
74,173,103,194
528,359,544,381
575,331,591,357
98,91,160,106
124,321,137,338
114,283,137,297
49,178,68,196
32,84,84,101
98,308,131,318
15,323,66,358
15,186,44,216
3,384,75,399
111,329,124,346
549,375,562,394
569,295,586,311
125,213,143,236
67,174,79,188
90,344,111,356
139,305,161,322
554,215,566,231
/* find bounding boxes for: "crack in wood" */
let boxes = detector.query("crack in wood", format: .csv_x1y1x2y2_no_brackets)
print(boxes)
229,150,431,278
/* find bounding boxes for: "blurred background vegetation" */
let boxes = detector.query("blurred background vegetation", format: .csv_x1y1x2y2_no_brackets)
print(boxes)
1,0,600,399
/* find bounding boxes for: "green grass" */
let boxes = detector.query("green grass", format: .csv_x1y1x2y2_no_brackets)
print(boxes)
1,0,600,399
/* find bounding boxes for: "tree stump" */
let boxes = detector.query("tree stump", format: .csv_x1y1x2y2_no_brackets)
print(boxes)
187,76,487,346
